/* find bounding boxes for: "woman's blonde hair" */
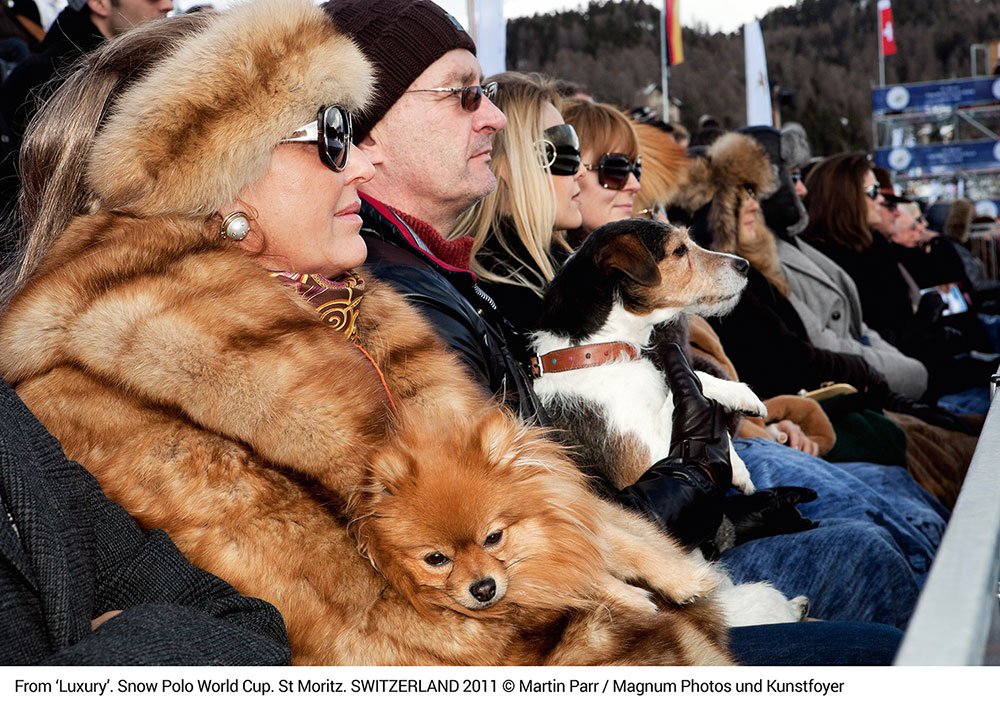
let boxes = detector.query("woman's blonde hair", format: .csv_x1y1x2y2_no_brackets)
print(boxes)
458,72,563,296
1,13,212,307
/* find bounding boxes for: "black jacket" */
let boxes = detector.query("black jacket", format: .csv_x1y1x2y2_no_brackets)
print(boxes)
0,378,291,665
360,196,545,422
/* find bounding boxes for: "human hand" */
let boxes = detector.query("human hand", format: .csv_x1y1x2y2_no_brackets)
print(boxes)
769,419,820,456
722,487,818,545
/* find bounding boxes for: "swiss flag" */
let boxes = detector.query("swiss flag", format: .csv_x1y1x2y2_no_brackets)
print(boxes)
878,0,897,56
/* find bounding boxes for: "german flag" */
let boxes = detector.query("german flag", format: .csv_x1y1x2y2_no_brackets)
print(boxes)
665,0,684,66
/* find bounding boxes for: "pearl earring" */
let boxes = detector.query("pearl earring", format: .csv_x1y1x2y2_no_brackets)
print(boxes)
220,211,251,241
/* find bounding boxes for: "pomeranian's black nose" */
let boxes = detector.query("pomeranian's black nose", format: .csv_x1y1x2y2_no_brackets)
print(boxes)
732,256,749,275
469,578,496,602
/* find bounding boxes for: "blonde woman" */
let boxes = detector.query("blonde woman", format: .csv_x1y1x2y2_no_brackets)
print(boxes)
460,72,586,354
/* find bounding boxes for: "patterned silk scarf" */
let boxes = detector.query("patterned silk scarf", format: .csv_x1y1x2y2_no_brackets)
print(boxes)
270,271,365,342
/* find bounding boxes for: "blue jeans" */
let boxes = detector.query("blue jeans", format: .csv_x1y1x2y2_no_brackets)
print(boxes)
720,439,948,628
730,621,902,665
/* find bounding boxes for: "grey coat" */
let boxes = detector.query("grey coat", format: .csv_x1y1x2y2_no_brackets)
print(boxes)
0,378,291,666
778,236,929,399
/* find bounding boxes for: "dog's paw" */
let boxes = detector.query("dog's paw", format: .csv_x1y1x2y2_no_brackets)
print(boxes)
697,374,767,418
730,446,756,494
646,558,722,606
607,581,660,615
790,595,810,621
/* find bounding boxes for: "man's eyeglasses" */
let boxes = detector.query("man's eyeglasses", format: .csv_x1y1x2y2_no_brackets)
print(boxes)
863,184,881,201
789,170,803,184
537,124,581,176
282,105,352,172
584,153,642,190
405,81,498,112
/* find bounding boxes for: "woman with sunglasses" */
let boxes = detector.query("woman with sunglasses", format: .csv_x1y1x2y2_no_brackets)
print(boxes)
460,72,586,359
557,112,946,632
560,99,644,241
801,153,997,402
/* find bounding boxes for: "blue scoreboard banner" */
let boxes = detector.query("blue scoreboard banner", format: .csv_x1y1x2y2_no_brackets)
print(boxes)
872,77,1000,114
873,139,1000,174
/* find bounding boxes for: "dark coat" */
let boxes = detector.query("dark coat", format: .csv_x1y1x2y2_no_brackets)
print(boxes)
707,267,886,400
0,378,291,666
360,195,545,422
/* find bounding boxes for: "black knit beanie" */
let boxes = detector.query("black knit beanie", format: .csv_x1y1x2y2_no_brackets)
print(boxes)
323,0,477,141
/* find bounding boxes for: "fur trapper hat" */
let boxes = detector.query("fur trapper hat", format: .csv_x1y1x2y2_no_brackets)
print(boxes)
669,132,776,252
88,0,373,218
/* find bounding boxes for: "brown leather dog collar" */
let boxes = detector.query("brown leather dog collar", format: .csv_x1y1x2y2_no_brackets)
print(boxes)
530,341,640,378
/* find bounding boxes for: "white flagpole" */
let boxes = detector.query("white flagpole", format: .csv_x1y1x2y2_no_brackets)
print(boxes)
660,3,669,119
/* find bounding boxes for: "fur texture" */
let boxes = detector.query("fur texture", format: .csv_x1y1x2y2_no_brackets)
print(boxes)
354,407,733,665
89,0,374,218
671,133,789,296
0,213,741,664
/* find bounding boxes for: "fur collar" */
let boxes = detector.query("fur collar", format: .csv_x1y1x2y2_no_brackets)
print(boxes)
88,0,373,218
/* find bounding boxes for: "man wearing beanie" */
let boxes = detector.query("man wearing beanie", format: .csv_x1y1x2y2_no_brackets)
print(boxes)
323,0,535,415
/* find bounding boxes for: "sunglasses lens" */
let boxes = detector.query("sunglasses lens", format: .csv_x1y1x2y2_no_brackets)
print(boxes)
460,85,483,112
599,154,632,190
319,106,351,171
542,124,581,176
550,149,581,176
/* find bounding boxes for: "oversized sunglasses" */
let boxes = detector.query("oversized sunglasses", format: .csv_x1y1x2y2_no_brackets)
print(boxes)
282,105,353,172
405,81,498,112
863,184,881,200
538,123,581,176
584,153,642,190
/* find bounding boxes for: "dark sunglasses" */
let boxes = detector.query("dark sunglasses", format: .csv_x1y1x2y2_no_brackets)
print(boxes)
282,105,353,172
405,81,498,112
863,184,881,200
584,153,642,190
789,170,803,183
538,124,581,176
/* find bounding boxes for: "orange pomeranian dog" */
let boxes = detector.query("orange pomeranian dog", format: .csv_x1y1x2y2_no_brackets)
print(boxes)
353,407,734,666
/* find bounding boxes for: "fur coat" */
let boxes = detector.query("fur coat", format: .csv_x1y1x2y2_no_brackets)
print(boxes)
0,211,511,664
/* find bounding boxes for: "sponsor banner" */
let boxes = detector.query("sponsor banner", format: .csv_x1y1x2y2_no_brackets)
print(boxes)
872,76,1000,114
874,139,1000,174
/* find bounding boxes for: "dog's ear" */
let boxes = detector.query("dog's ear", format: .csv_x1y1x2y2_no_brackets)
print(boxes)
478,409,525,472
366,445,414,497
596,231,662,287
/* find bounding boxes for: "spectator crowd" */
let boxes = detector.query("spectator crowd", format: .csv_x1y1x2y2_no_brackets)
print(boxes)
0,0,996,666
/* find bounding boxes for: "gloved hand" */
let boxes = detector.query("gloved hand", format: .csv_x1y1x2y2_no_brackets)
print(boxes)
617,458,724,553
722,486,818,546
660,343,733,493
916,290,945,324
883,392,980,435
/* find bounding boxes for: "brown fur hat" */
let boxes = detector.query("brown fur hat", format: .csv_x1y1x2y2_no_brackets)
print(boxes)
670,132,776,253
88,0,373,218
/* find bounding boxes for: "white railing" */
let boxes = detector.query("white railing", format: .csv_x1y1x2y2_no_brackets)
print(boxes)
894,369,1000,664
